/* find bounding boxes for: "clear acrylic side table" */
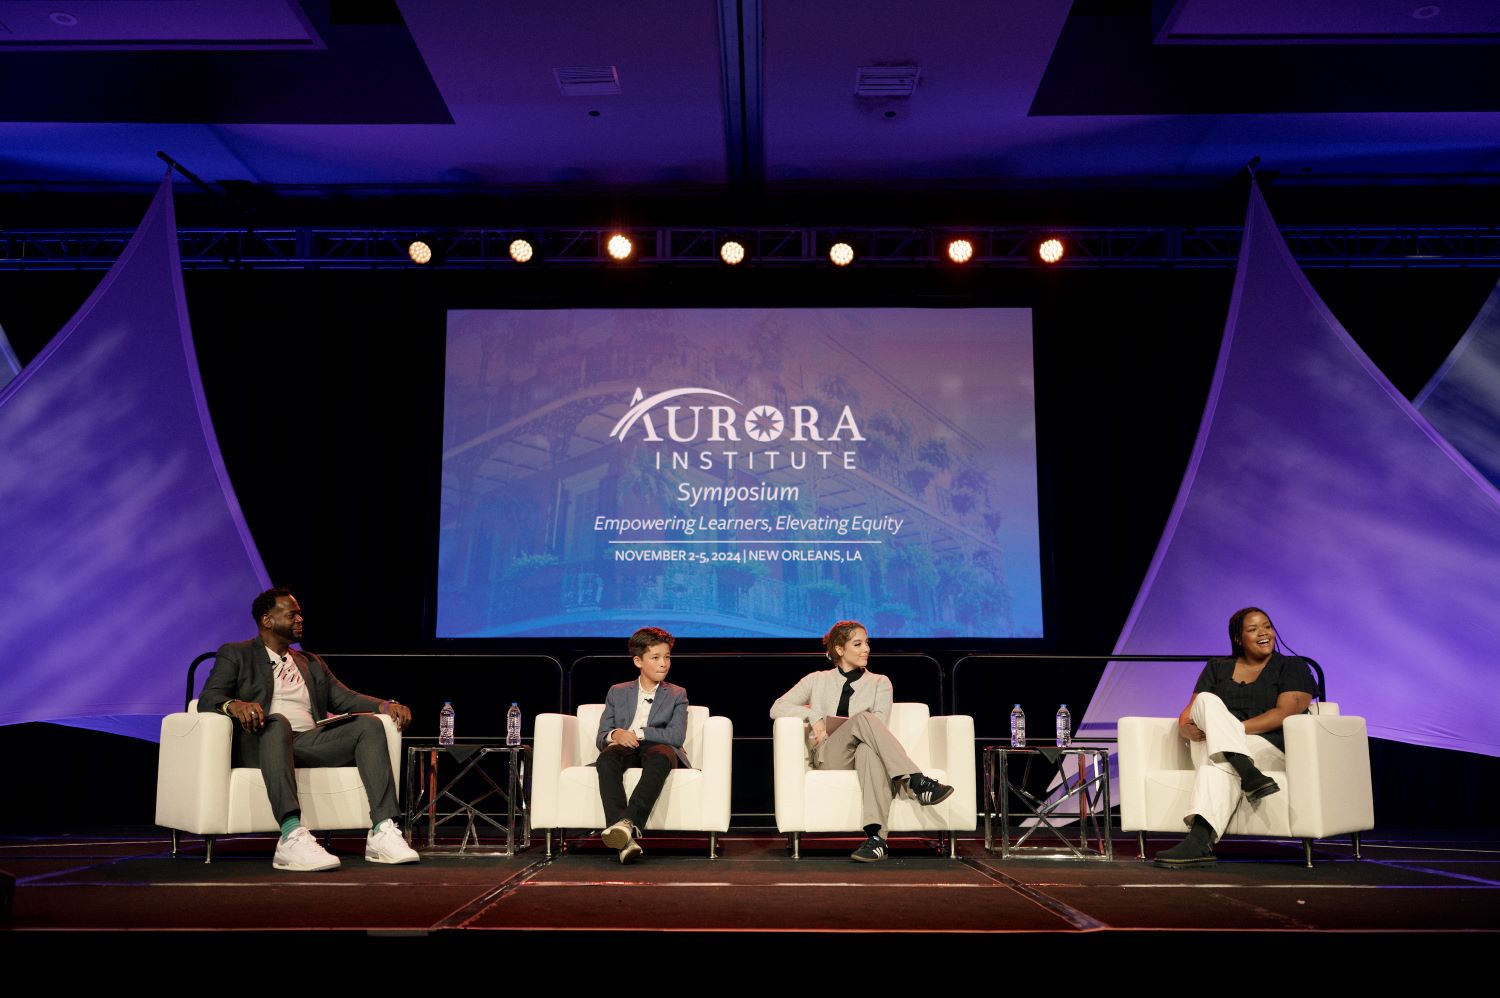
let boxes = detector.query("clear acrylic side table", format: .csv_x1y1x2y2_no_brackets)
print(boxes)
983,744,1112,861
403,742,531,857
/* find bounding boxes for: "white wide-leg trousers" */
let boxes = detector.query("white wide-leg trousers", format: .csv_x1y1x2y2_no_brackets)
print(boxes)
1187,692,1283,841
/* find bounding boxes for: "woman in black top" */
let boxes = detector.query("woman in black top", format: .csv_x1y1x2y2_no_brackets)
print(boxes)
1153,607,1318,868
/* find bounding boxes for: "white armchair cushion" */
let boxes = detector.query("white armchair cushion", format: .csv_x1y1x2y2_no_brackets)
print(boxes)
530,704,733,833
155,699,400,835
1118,702,1372,842
773,704,976,833
225,765,384,833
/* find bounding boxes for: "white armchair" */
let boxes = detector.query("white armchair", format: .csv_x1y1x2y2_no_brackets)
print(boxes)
1118,703,1374,867
531,704,733,858
773,703,976,858
155,700,400,863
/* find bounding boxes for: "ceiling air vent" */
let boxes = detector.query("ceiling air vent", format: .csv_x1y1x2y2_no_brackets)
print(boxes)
854,65,919,98
554,66,622,97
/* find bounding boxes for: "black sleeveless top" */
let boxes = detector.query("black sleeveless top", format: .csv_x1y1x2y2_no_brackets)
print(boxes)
1192,653,1318,751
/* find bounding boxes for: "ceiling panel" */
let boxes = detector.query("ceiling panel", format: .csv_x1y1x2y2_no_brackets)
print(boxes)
1154,0,1500,43
761,0,1069,186
0,0,729,189
0,1,1495,203
0,0,321,50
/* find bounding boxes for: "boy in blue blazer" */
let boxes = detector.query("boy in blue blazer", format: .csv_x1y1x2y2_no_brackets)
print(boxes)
595,627,690,863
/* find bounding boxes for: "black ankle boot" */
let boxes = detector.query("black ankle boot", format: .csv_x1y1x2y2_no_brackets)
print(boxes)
1153,817,1217,868
1225,753,1280,801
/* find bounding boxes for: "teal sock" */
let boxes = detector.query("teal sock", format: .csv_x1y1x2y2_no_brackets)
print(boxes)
279,815,300,839
372,818,391,834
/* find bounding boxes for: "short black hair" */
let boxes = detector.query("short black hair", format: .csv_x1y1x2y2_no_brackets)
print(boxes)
252,587,294,624
628,626,674,658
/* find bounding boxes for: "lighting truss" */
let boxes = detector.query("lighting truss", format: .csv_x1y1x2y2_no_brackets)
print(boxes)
1,225,1497,270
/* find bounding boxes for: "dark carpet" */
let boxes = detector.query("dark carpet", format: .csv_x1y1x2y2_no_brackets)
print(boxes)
3,831,1497,945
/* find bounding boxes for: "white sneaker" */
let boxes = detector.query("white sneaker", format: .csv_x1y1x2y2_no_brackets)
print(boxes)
365,819,420,865
600,818,636,850
273,826,341,872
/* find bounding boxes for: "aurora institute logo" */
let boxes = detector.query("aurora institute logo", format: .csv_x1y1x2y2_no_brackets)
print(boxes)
606,387,866,504
608,388,863,444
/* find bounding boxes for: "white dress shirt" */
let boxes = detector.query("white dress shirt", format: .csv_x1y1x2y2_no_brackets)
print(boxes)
622,679,658,739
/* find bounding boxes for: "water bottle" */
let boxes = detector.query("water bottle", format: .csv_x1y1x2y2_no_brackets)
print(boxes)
1009,704,1026,748
506,702,522,747
439,701,455,746
1055,703,1072,747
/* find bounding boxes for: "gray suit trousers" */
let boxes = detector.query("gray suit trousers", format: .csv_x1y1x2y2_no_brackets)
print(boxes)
257,713,399,826
812,711,920,837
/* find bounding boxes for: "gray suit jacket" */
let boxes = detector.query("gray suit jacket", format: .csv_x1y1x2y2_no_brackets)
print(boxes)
197,637,382,767
596,680,692,768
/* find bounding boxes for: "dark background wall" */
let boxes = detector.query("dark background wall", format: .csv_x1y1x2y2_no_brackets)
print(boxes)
2,261,1496,829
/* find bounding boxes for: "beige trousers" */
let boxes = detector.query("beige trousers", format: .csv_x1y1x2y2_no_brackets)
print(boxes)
813,711,920,837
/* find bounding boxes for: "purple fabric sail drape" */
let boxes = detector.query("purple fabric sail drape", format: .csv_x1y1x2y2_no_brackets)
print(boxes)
1415,278,1500,491
0,173,269,740
0,323,21,393
1080,184,1500,758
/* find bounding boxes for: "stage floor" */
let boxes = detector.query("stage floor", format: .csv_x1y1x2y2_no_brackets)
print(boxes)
3,830,1497,955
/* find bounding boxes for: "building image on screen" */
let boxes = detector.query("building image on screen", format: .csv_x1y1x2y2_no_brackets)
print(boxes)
437,308,1042,638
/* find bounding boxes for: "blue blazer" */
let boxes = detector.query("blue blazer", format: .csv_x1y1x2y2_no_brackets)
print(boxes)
595,681,692,768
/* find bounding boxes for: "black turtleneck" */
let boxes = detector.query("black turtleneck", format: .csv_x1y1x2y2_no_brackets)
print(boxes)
836,667,866,717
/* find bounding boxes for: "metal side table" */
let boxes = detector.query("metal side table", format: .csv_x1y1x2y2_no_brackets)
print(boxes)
403,741,531,857
983,743,1112,860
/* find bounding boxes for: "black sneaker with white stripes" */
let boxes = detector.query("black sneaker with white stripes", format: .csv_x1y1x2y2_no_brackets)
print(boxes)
907,773,954,806
851,835,889,862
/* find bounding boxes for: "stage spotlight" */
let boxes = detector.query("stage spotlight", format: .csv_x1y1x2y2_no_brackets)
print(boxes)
407,239,433,265
720,240,746,266
947,238,974,264
509,238,534,264
829,242,854,267
607,233,633,260
1038,237,1065,264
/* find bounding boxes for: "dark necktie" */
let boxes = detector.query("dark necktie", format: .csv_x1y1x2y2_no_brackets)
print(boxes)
836,668,865,717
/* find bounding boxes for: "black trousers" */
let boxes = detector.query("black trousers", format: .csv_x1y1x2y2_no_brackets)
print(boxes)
596,742,679,829
256,714,400,826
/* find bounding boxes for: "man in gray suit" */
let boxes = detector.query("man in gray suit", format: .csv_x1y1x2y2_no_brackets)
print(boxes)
595,626,689,863
197,587,418,872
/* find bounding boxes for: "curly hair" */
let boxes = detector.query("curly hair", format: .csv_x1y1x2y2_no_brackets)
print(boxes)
821,620,866,662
